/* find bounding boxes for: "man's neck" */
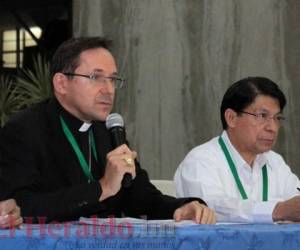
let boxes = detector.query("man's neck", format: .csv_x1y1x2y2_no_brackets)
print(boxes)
56,96,91,123
226,131,256,167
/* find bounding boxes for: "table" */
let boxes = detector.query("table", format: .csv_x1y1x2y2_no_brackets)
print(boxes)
1,221,300,249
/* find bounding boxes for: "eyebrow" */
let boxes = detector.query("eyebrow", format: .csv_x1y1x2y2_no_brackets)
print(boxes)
93,69,118,76
254,108,282,114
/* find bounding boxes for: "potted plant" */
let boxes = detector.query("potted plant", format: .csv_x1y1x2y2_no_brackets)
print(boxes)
0,54,52,127
15,54,52,108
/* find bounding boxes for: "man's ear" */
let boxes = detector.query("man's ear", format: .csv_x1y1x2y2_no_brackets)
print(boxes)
224,108,238,128
53,73,68,95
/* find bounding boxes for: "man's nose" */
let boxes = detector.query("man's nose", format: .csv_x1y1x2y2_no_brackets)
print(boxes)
100,79,115,94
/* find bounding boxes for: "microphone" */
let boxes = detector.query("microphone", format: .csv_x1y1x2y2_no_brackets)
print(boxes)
105,113,132,188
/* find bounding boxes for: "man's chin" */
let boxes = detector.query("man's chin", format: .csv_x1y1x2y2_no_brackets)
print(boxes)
258,144,274,154
94,111,111,121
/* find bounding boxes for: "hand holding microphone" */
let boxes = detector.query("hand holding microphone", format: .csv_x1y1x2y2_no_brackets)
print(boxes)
106,113,135,188
99,113,136,201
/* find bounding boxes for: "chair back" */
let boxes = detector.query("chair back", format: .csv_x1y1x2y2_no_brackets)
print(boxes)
150,179,176,196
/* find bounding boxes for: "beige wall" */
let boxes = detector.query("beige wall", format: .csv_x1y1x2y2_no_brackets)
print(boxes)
73,0,300,179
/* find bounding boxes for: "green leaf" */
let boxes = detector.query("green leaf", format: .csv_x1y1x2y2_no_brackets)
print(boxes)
15,54,53,107
0,54,53,127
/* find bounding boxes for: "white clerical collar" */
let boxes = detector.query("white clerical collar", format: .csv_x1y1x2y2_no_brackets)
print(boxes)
79,122,92,132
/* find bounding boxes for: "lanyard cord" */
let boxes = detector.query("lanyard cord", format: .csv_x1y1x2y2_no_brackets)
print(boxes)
60,116,97,182
218,136,268,201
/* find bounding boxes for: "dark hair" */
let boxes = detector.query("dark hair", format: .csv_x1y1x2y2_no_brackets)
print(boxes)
220,76,286,129
50,37,112,79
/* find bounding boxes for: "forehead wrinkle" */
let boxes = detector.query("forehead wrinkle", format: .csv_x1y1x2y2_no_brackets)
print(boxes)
247,96,281,114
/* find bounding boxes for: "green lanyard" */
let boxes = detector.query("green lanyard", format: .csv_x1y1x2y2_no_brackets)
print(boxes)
218,136,268,201
60,116,98,182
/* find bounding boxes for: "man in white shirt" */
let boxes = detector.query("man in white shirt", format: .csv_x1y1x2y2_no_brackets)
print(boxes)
174,76,300,223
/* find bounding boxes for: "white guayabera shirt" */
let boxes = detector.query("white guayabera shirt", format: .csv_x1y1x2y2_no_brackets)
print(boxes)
174,131,300,223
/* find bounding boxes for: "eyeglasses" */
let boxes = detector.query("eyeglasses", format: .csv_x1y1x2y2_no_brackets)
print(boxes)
62,72,125,89
238,110,286,125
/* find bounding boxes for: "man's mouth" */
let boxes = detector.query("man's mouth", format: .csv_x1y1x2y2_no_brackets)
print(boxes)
261,138,275,144
96,96,113,106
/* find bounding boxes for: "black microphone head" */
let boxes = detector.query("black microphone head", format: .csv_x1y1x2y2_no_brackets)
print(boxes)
105,113,124,129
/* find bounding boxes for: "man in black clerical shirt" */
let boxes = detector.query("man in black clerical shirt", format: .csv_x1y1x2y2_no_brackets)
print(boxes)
0,37,215,224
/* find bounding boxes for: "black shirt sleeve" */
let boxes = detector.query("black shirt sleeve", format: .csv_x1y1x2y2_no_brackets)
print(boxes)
120,161,206,219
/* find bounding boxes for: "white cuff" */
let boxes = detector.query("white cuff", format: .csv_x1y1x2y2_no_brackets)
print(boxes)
253,201,278,223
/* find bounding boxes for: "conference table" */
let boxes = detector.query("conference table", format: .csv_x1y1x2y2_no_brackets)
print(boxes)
1,218,300,249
